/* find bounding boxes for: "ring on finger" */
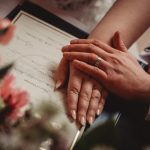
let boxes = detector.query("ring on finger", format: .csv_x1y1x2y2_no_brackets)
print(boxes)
94,57,102,68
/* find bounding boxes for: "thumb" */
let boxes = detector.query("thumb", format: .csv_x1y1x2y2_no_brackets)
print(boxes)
112,31,127,52
55,57,69,89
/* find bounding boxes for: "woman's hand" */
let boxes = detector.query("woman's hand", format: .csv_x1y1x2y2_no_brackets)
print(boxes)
67,63,107,125
0,19,15,45
63,32,150,101
55,57,107,126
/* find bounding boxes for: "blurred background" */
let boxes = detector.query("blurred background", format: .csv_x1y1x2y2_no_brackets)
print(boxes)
0,0,150,53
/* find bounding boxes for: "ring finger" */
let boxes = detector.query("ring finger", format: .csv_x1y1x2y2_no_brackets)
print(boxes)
77,76,93,126
87,81,102,125
97,89,108,115
63,52,111,72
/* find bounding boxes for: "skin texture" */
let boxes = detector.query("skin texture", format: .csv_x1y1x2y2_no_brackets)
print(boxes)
55,0,150,125
63,32,150,102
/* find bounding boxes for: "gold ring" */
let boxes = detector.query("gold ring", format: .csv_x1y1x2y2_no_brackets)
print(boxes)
95,57,102,68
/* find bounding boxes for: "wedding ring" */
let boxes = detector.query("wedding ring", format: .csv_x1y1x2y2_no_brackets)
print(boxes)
94,57,102,68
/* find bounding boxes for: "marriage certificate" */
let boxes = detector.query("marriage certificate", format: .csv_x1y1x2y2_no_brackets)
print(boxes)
0,11,80,149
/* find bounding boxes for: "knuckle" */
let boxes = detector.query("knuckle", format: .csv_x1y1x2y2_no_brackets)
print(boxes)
109,53,116,59
93,66,100,73
106,69,114,77
87,55,91,64
89,39,95,43
91,94,100,101
91,53,96,59
68,86,80,95
88,44,95,51
112,59,119,64
91,90,101,100
92,39,100,46
110,54,120,64
80,91,90,102
87,53,95,63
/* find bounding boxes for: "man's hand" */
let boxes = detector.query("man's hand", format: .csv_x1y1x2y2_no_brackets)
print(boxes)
63,32,150,101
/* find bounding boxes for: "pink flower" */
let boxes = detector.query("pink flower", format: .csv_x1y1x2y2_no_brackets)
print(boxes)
0,74,29,123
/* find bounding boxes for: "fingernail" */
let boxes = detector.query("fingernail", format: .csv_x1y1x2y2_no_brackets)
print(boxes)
88,117,94,125
80,116,86,126
97,104,103,115
71,110,76,120
97,109,101,116
2,20,10,28
55,80,62,90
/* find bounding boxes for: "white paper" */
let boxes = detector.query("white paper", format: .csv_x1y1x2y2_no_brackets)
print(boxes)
0,11,79,148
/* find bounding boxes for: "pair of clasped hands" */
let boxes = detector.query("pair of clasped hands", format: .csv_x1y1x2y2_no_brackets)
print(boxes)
56,32,150,126
1,18,150,126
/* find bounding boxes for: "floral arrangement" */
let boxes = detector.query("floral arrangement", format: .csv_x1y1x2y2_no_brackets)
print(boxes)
0,19,69,149
0,74,28,125
0,65,67,150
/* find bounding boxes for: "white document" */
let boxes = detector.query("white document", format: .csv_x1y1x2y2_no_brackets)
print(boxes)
0,11,82,149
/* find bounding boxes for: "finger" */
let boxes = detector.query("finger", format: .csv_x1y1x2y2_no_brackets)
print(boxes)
67,63,83,120
0,25,15,45
97,89,108,115
77,77,93,126
0,19,11,30
63,52,111,71
55,57,69,89
112,31,127,52
72,60,107,83
62,43,113,54
87,82,102,125
70,39,113,53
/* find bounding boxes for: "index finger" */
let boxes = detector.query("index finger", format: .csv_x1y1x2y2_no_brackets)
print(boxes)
70,39,114,53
